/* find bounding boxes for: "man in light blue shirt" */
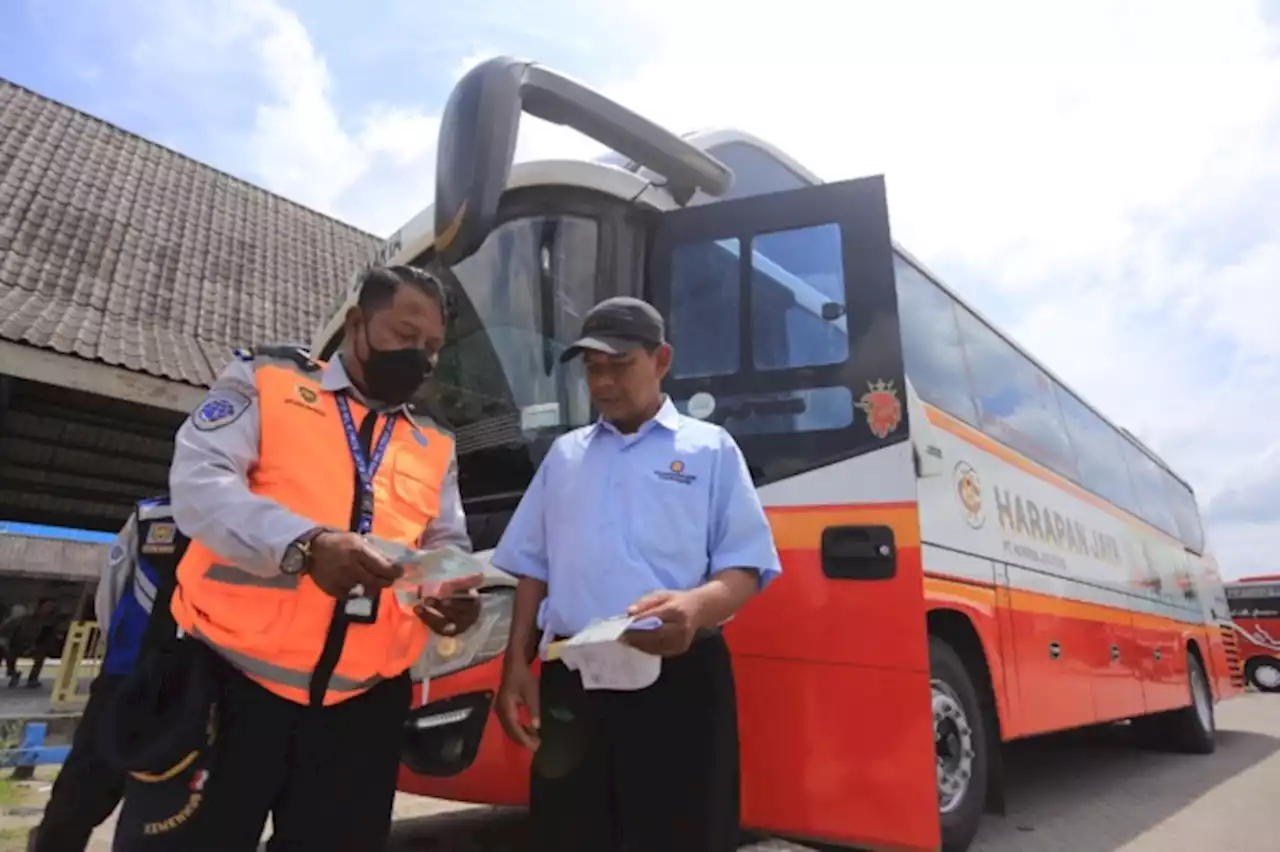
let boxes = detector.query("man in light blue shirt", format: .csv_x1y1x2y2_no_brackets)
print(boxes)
492,296,782,852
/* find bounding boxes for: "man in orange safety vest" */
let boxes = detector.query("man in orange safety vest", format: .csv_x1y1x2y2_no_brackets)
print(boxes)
109,265,481,852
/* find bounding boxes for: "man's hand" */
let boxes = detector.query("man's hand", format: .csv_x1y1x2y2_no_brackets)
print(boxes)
307,532,401,598
621,589,707,657
415,573,484,636
496,661,541,751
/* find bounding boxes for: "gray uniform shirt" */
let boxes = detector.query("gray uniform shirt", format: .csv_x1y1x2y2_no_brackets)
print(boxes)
169,350,470,579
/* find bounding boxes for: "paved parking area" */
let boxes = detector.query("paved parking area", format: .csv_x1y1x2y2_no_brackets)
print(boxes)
382,693,1280,852
12,693,1276,851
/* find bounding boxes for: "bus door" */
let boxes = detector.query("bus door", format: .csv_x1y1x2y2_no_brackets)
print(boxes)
647,177,939,851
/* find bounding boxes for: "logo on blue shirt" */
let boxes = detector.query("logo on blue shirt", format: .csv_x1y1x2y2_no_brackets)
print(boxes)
655,459,696,485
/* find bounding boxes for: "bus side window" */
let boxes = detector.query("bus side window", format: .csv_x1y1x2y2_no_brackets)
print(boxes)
1053,386,1142,517
750,224,846,371
1124,445,1180,539
953,307,1079,480
893,256,981,427
1163,472,1205,554
664,227,855,438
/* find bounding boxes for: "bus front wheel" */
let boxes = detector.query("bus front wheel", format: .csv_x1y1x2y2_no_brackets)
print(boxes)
930,636,989,852
1245,657,1280,693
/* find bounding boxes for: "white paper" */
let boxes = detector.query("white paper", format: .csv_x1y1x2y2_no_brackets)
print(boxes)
365,538,488,598
556,615,663,692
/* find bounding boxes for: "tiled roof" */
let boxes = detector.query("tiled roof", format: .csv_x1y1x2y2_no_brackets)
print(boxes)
0,77,381,387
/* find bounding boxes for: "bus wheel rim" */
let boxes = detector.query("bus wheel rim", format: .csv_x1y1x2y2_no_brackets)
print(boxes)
1191,662,1212,731
1255,663,1280,689
932,678,974,815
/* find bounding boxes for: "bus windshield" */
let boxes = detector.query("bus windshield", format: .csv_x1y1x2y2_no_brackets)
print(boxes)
415,213,600,505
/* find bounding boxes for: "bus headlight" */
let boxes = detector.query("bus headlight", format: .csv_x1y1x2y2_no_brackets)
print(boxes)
414,587,514,679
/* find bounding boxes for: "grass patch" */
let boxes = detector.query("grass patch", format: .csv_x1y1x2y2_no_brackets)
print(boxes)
0,779,30,808
0,825,27,843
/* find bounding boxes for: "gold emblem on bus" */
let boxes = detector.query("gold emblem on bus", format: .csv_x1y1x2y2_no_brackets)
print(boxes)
856,379,902,439
954,461,985,529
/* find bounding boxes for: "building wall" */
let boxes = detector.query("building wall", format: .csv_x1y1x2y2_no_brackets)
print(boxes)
0,532,111,581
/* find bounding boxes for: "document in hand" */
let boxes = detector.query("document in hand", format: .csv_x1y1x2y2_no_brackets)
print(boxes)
365,538,488,598
556,615,663,692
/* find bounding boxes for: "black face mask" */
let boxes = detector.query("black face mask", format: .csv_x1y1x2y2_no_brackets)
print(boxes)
359,327,433,406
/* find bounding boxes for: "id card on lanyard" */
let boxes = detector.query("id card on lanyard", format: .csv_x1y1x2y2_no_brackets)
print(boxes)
335,394,397,624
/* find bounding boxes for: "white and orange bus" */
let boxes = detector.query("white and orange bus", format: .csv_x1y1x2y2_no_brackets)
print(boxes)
1225,575,1280,693
310,57,1244,852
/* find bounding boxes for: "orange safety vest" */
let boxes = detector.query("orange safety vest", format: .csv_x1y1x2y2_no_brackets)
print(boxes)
170,352,455,706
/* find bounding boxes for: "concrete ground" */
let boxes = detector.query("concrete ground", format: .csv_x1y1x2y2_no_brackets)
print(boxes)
1,693,1275,851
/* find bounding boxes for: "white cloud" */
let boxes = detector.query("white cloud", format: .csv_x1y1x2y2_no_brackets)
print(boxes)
131,0,1278,576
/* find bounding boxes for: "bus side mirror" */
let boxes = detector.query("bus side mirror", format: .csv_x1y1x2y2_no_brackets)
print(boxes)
434,58,524,267
434,55,734,268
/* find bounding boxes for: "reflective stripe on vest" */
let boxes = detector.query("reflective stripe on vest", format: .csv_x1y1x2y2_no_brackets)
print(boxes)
186,624,384,704
201,562,423,610
170,356,455,706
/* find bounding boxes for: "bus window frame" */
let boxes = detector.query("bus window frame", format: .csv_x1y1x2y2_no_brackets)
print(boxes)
646,175,909,487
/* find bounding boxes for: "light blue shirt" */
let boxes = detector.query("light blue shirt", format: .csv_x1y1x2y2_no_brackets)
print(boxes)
492,397,783,637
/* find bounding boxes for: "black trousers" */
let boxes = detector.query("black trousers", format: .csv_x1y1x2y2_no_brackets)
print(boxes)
112,664,412,852
4,646,45,684
530,632,741,852
31,674,127,852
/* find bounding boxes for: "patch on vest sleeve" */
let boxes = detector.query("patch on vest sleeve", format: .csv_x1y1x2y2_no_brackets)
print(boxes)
142,522,178,555
192,388,252,432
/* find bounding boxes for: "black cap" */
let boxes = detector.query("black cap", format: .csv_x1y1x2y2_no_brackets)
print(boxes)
560,296,665,363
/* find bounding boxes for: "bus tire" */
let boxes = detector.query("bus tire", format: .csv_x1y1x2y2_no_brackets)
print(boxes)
1138,651,1216,755
1245,657,1280,693
930,636,989,852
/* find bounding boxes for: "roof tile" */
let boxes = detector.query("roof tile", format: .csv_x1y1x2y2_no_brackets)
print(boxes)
0,77,382,387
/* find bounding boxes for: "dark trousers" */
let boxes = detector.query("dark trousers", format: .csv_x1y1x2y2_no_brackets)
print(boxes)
112,665,412,852
30,674,127,852
530,632,741,852
4,647,45,685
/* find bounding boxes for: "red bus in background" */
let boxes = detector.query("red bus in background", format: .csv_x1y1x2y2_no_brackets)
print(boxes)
1226,575,1280,692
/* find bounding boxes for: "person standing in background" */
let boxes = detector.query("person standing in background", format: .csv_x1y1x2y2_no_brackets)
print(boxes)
0,598,60,689
27,496,190,852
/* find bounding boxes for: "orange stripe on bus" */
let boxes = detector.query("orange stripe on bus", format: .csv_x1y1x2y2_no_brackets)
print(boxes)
922,405,1181,545
924,575,1201,634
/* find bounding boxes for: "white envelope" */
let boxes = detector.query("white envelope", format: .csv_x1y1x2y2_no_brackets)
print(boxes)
556,615,663,692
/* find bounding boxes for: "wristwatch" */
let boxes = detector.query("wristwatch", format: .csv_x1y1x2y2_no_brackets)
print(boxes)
281,527,328,576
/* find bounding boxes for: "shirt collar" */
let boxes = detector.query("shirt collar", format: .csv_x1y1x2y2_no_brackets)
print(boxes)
592,395,682,439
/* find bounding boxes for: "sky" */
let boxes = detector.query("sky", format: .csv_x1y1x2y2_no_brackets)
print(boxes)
1,0,1277,579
